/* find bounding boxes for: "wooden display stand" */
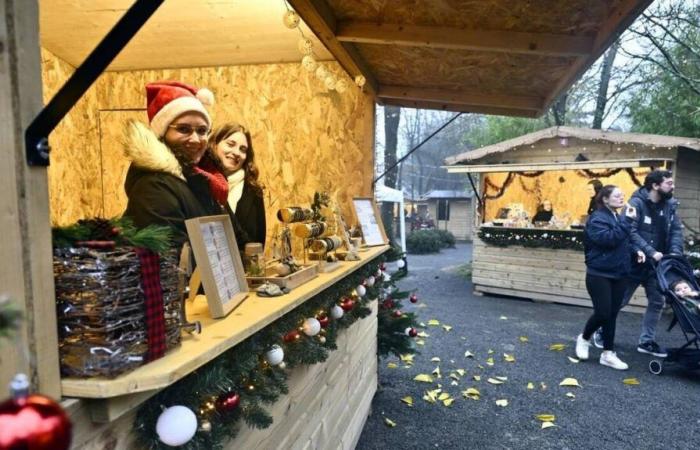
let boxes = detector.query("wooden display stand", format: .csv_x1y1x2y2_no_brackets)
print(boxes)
246,263,319,291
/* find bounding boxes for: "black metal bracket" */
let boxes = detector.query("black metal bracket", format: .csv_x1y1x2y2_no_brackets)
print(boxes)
25,0,164,166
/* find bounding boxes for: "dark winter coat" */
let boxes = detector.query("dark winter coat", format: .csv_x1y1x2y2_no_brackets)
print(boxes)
626,187,684,278
234,182,266,246
584,207,633,279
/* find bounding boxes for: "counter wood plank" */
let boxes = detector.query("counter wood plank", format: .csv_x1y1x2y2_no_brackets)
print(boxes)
61,245,388,399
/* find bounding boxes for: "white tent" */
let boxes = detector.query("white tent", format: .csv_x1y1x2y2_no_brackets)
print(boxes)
374,184,406,253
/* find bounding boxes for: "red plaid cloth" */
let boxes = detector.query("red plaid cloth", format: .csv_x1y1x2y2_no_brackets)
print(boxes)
136,248,166,362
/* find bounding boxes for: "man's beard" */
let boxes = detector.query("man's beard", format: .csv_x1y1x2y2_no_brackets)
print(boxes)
659,189,674,200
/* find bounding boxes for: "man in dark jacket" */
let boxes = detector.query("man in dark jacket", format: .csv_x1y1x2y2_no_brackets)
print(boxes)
594,170,682,357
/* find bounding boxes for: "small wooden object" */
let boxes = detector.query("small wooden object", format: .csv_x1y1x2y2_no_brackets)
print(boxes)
185,215,248,318
351,197,388,246
246,263,318,291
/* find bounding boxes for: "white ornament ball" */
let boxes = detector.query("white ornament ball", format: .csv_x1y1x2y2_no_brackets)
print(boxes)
354,75,366,87
298,37,314,55
324,75,337,90
265,345,285,366
156,405,198,447
366,276,375,287
315,65,328,81
397,259,406,269
335,78,348,93
301,55,317,72
283,10,300,29
302,317,321,336
319,336,327,344
330,304,344,319
356,284,367,297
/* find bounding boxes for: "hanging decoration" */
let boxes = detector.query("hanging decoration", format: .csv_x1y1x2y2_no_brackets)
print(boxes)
574,167,647,187
156,405,198,447
479,227,584,251
282,10,300,29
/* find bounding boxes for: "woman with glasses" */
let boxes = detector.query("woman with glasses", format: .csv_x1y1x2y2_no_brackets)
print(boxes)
123,81,232,246
207,123,266,247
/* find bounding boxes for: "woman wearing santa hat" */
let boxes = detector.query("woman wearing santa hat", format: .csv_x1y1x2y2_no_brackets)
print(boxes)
122,81,248,246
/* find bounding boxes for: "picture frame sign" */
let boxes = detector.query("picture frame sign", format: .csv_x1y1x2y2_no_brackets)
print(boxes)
185,215,248,318
351,197,388,247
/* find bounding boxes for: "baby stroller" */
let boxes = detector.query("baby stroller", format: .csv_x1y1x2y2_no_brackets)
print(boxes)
648,255,700,375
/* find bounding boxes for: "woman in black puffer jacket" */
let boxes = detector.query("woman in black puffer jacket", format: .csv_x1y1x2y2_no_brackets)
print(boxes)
575,185,641,370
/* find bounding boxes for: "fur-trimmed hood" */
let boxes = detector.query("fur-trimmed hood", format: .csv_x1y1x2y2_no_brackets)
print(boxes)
123,120,184,180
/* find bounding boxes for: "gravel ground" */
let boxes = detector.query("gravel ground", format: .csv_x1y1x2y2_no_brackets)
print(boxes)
356,243,700,450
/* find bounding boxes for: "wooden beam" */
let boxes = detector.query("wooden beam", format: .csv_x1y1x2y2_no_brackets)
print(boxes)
445,158,673,173
379,97,540,118
337,21,595,57
288,0,378,95
542,0,654,110
379,85,543,111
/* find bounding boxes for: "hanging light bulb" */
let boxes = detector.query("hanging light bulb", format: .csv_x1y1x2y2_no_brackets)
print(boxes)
298,37,314,55
283,10,300,29
354,75,366,87
301,55,317,72
335,79,349,93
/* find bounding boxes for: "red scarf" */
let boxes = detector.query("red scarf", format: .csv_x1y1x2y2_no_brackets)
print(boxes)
193,155,229,206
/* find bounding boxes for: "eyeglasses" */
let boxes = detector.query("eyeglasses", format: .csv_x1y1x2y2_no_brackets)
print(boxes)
168,124,210,137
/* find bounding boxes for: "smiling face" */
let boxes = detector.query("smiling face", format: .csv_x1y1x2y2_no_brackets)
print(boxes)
542,200,552,211
603,188,625,209
163,112,209,164
214,131,249,176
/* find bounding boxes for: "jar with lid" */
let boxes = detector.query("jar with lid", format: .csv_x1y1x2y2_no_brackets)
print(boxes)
244,243,266,277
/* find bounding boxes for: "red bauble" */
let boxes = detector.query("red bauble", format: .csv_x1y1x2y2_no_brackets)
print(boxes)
283,330,301,342
216,392,240,412
0,394,72,450
382,298,394,309
405,327,418,337
341,298,355,311
380,263,386,271
409,293,418,304
317,315,330,328
392,310,403,318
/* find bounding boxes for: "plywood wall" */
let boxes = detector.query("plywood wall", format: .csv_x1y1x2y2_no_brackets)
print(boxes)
41,50,375,249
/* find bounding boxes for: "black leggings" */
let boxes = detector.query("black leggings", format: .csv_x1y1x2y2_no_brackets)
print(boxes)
582,274,627,351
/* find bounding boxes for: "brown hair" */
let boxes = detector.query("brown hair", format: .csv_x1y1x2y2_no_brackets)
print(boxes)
206,122,263,196
594,184,618,209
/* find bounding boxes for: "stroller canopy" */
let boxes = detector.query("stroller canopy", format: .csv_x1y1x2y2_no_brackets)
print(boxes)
656,255,699,293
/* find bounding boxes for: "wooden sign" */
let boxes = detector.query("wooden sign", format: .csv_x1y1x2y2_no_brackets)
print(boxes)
185,215,248,318
351,197,388,246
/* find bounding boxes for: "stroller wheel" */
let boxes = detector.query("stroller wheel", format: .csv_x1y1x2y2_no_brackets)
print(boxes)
649,359,663,375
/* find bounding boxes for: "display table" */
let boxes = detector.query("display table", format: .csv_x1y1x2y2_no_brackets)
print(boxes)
63,246,387,449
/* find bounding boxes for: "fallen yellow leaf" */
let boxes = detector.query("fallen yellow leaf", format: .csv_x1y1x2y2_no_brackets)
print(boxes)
473,375,481,381
462,388,481,400
414,374,434,383
417,331,430,338
527,382,535,390
559,377,581,388
566,392,576,398
477,364,485,369
419,322,426,327
623,378,640,385
401,396,414,406
486,357,495,366
400,354,414,363
438,392,451,401
449,372,460,381
495,376,508,381
417,303,428,308
384,418,396,427
451,380,459,386
495,399,509,407
499,316,508,320
519,336,529,343
487,378,504,385
427,319,440,326
416,339,425,346
442,325,453,332
504,354,516,362
432,366,442,378
456,369,466,376
541,421,556,429
443,398,455,407
540,382,547,390
464,351,475,358
387,362,398,369
568,356,580,364
535,414,556,422
549,343,567,351
431,357,441,362
488,349,495,354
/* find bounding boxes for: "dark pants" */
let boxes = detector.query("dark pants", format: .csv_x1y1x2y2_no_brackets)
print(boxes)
583,274,627,351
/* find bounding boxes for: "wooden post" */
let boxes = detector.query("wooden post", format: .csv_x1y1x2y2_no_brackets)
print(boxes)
0,0,60,398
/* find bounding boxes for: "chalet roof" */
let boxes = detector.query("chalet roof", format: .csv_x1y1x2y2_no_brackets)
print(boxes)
445,126,700,166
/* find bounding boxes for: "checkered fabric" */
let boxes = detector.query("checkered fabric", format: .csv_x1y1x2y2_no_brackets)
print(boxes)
136,248,166,362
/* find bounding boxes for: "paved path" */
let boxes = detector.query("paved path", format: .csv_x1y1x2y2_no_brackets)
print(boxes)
357,243,700,450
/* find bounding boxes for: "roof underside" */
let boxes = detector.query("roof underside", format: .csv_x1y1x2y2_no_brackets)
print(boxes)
289,0,654,117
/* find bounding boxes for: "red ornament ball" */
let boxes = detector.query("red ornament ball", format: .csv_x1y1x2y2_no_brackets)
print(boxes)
405,327,418,337
382,298,394,309
216,392,240,412
409,293,418,304
392,310,403,318
380,263,386,271
317,315,330,328
283,329,301,342
341,298,355,311
0,394,72,450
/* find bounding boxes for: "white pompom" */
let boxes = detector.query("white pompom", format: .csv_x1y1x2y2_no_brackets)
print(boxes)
356,284,367,297
196,88,215,107
156,405,198,446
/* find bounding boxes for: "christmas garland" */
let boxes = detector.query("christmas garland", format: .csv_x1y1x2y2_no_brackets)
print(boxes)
574,168,647,187
478,227,584,251
52,217,173,254
135,257,418,449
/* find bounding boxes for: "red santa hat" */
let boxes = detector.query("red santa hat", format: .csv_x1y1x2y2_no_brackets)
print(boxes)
145,81,215,137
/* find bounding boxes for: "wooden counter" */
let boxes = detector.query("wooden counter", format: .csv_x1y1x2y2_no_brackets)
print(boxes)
62,245,387,399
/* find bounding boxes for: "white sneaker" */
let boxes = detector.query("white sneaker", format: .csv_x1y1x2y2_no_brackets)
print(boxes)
600,351,628,370
575,334,590,360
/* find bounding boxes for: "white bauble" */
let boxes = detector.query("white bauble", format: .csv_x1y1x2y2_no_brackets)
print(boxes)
335,78,348,93
298,37,314,55
156,405,198,446
366,276,375,287
356,284,367,297
283,10,300,29
330,305,344,319
302,317,321,336
397,259,406,269
265,345,285,366
301,55,317,72
324,75,337,90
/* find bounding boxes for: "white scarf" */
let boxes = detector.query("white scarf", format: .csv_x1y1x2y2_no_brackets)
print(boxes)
227,170,246,212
